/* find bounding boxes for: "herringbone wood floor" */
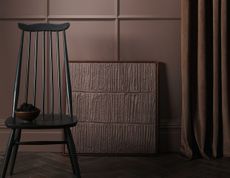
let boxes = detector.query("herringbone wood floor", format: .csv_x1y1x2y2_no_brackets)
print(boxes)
0,153,230,178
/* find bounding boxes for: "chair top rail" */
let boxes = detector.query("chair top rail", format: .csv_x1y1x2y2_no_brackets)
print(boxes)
18,23,70,32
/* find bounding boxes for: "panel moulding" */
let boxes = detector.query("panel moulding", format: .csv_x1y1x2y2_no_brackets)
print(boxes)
48,15,117,20
0,16,47,20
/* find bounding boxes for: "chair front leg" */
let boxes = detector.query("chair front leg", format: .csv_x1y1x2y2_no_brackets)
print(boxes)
9,128,21,175
0,129,16,178
64,127,81,178
64,128,76,174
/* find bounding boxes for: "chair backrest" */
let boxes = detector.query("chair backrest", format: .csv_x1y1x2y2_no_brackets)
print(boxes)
12,23,73,120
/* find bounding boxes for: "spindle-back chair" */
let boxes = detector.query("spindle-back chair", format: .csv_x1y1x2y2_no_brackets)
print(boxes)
0,23,81,178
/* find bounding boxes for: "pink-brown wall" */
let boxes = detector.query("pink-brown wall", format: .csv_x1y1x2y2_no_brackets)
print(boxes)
0,0,181,152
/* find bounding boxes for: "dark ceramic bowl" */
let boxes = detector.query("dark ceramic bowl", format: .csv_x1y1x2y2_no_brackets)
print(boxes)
15,108,40,122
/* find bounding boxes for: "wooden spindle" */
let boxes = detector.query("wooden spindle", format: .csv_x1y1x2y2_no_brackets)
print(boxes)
33,32,38,106
56,32,62,115
25,32,31,104
63,31,73,118
42,32,46,115
49,32,54,115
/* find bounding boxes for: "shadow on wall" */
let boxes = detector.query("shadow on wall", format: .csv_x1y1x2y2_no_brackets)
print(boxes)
158,62,181,152
158,62,172,121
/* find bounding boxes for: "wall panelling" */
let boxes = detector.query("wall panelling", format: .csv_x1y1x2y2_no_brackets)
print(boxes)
0,0,181,152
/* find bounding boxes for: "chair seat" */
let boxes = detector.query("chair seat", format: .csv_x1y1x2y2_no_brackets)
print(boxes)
5,114,77,129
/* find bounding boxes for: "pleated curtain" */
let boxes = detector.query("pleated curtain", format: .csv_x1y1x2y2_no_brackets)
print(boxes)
181,0,230,158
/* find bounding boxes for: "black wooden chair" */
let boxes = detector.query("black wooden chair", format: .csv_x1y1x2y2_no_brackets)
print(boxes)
0,23,81,178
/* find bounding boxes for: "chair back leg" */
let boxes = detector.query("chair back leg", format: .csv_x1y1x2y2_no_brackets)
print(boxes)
0,129,16,178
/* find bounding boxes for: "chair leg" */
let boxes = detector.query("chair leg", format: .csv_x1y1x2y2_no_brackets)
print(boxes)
9,128,21,175
64,129,76,175
64,127,81,178
0,129,16,178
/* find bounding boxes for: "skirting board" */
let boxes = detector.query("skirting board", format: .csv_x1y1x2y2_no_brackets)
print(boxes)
0,123,180,153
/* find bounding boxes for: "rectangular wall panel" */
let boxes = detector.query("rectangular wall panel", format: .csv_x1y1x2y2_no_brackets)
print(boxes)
120,20,181,120
70,62,158,154
49,0,115,15
0,0,46,18
120,20,180,62
54,21,116,61
120,0,180,17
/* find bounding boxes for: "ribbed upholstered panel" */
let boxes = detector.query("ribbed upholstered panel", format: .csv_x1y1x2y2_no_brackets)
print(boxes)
73,123,156,153
73,93,156,123
70,62,158,154
71,63,156,92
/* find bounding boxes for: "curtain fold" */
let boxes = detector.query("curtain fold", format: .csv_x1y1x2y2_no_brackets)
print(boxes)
181,0,230,158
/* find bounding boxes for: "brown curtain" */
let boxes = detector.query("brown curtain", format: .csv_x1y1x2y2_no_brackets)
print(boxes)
181,0,230,158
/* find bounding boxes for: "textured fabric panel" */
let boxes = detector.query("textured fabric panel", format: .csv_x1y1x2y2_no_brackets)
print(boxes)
70,62,158,154
73,92,156,124
74,122,156,153
70,63,157,92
